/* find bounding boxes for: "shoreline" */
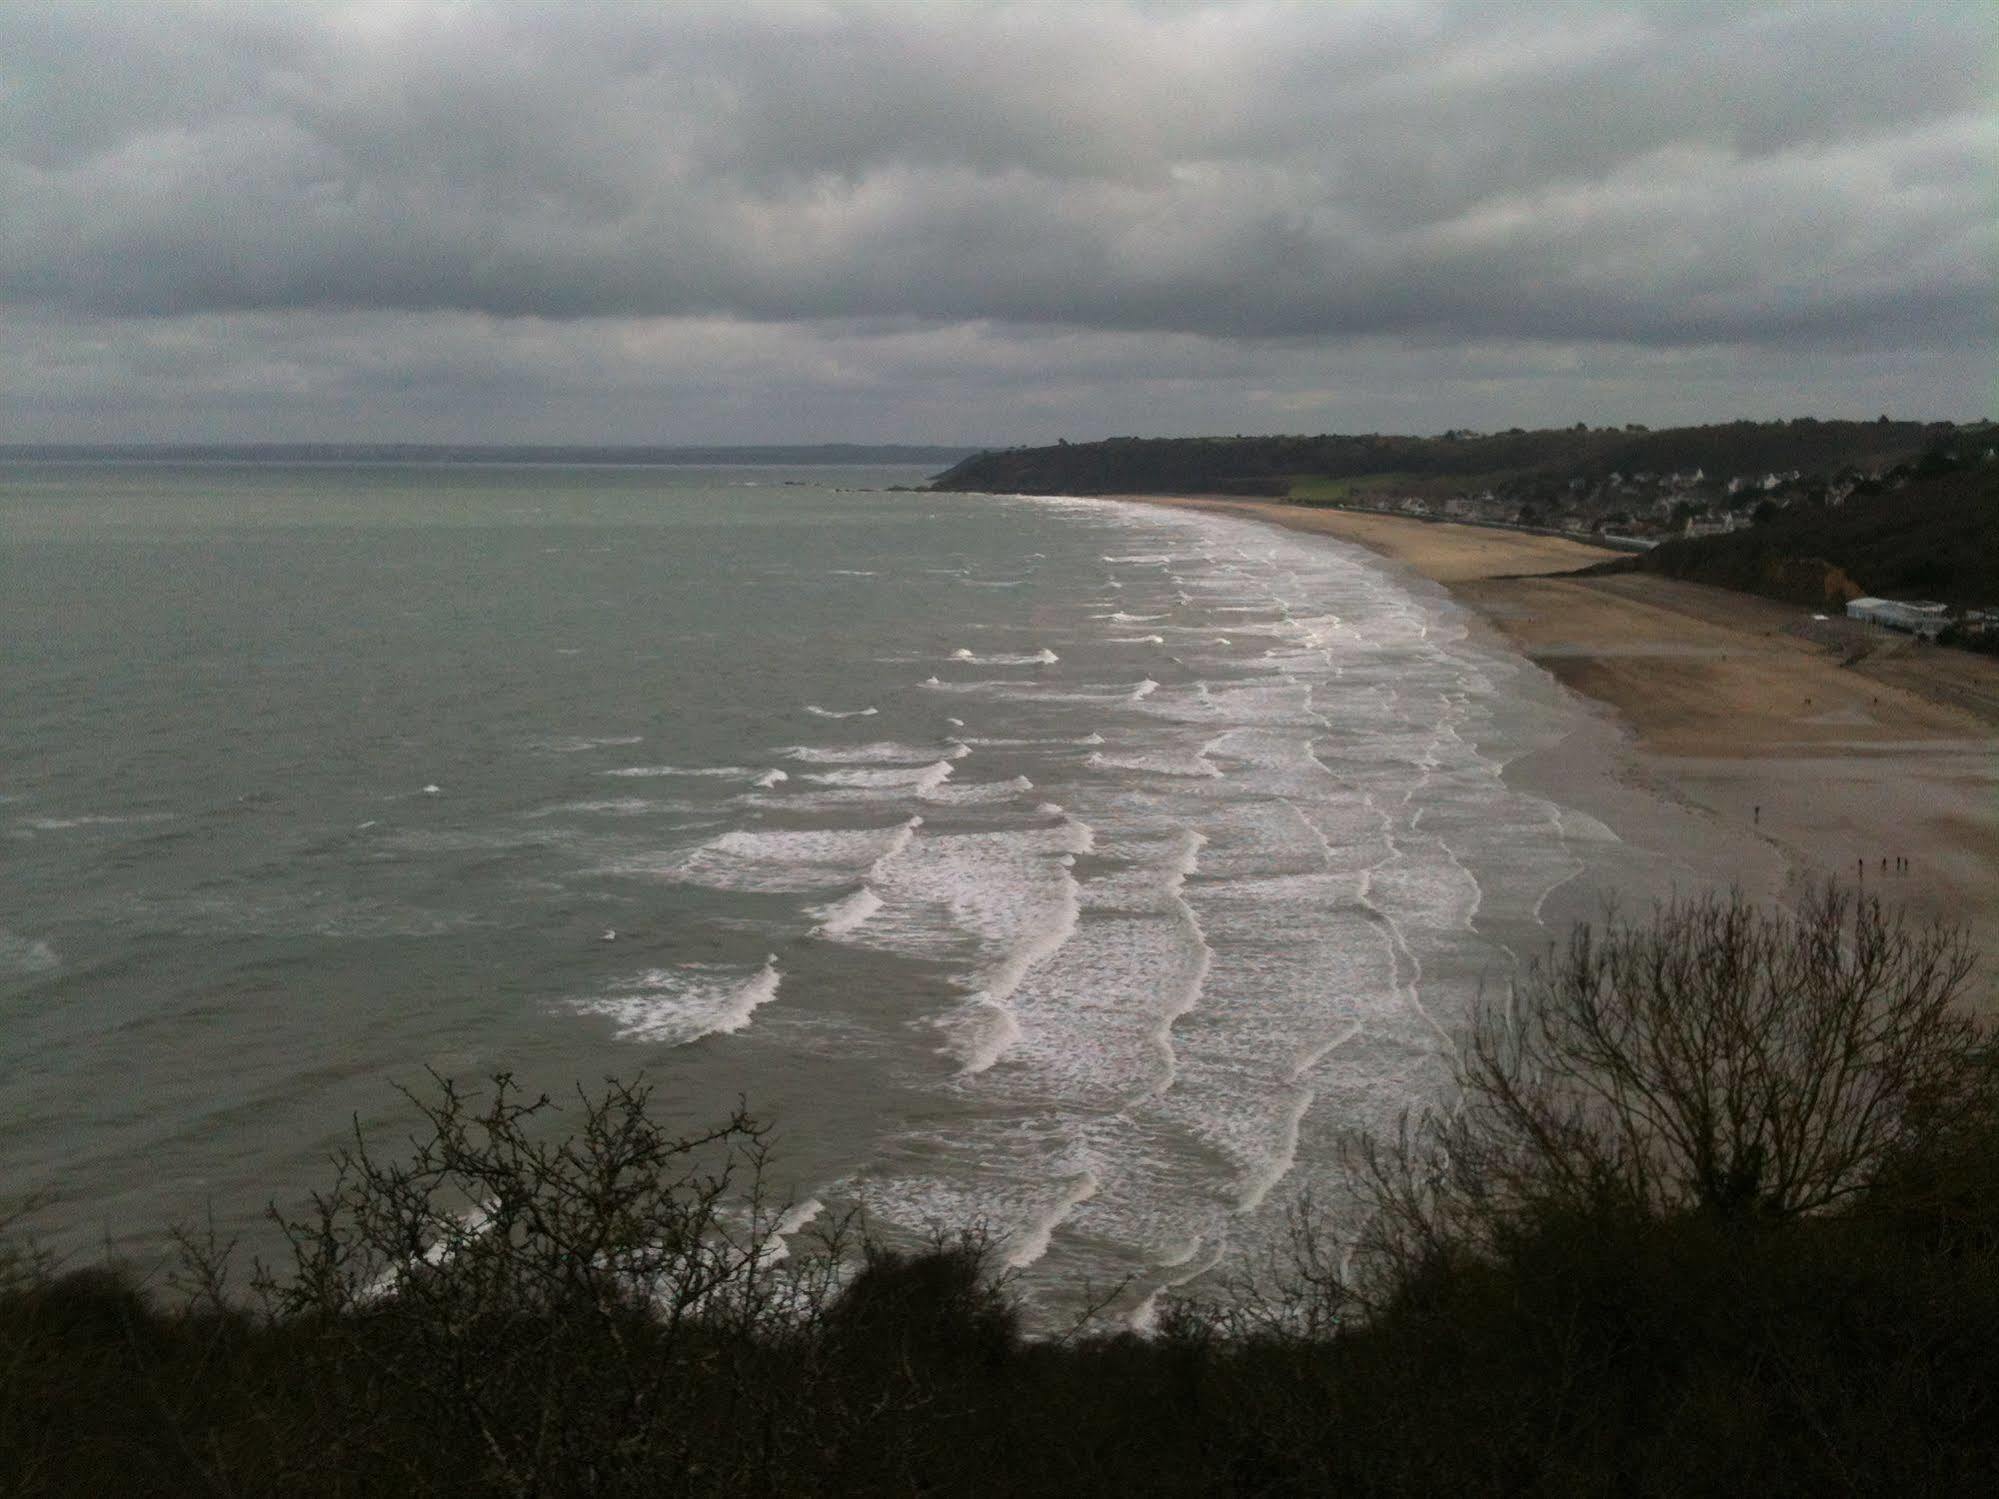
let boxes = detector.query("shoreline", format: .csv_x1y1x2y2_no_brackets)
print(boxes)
1119,496,1999,1003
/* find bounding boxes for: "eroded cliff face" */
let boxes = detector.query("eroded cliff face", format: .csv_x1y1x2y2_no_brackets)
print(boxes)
1772,557,1865,608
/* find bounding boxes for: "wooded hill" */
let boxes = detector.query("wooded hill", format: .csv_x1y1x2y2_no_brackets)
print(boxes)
929,419,1960,499
1605,462,1999,611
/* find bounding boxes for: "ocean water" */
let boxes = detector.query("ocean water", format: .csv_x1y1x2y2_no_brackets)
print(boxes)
1,459,1661,1323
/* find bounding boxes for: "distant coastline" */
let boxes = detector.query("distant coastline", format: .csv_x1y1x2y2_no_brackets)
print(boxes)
0,442,982,467
929,421,1999,621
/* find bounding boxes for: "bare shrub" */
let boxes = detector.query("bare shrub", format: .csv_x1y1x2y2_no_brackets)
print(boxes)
259,1072,836,1496
1360,885,1984,1276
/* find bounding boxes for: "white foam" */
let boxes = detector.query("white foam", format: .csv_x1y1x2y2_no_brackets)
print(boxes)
818,819,1093,1073
804,705,878,719
604,764,757,779
782,742,954,765
949,647,1059,665
946,1000,1025,1075
1151,830,1213,1093
573,954,781,1046
775,1197,825,1238
1086,748,1221,779
1109,634,1166,645
530,797,671,816
1130,679,1160,700
946,841,1087,1074
1006,1171,1102,1268
23,813,165,830
753,769,789,788
0,930,59,975
920,774,1034,805
752,1197,829,1269
1235,1086,1316,1213
939,680,1130,705
802,758,954,794
811,886,885,936
1091,611,1166,622
1127,1239,1228,1333
1557,808,1623,843
670,817,922,893
1292,1020,1364,1081
532,733,645,753
954,735,1099,749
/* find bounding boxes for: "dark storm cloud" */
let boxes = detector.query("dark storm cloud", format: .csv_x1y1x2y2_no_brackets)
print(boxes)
2,2,1991,439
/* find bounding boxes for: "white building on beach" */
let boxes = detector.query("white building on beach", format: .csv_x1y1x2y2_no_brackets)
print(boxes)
1845,597,1951,638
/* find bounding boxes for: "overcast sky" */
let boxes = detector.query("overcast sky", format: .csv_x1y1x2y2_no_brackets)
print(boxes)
3,1,1991,444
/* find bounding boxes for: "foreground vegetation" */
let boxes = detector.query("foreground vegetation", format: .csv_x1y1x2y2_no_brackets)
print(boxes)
6,888,1996,1496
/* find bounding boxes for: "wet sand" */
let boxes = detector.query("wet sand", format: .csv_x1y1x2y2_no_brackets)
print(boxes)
1129,499,1999,1006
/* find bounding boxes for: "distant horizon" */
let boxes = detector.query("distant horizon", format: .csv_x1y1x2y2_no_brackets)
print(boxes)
2,412,1988,462
0,441,986,466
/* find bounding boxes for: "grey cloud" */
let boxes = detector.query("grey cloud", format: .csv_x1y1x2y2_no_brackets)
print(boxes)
2,1,1990,441
6,307,1985,447
4,0,1990,350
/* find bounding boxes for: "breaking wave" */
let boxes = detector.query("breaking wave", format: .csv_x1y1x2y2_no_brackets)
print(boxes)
573,955,782,1046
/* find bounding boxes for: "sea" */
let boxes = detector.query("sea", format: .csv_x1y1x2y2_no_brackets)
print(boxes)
1,457,1691,1325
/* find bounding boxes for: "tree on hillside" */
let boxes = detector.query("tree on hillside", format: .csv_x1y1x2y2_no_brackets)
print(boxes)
1359,886,1985,1275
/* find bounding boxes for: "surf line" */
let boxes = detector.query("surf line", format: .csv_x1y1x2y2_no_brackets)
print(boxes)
944,816,1095,1076
808,815,922,939
1150,828,1214,1095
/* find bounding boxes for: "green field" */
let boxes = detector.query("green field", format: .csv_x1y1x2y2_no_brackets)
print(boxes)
1285,473,1408,504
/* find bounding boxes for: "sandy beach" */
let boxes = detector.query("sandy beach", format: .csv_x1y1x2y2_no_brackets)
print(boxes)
1131,498,1999,1005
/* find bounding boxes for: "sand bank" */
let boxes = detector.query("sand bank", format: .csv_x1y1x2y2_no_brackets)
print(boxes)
1131,498,1999,1001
